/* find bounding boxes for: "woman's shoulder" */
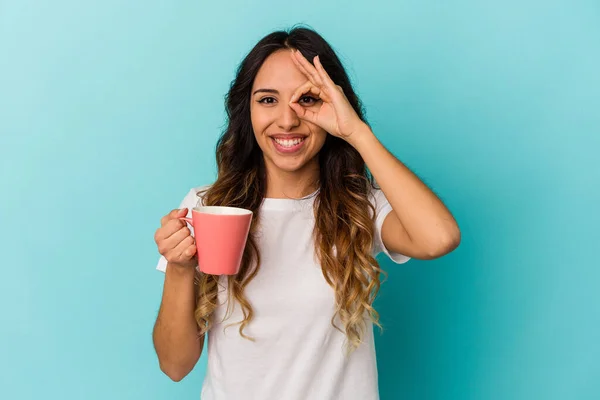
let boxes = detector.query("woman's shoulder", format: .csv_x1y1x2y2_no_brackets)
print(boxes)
366,183,383,201
191,183,213,195
366,184,392,215
180,183,213,208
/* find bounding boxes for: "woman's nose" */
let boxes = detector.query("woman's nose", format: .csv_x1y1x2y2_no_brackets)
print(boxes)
277,103,301,131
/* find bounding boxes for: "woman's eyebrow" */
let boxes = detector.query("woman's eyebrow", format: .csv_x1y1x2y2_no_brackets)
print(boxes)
253,88,279,96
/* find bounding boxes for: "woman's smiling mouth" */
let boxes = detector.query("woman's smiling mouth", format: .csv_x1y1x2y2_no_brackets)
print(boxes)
270,135,307,153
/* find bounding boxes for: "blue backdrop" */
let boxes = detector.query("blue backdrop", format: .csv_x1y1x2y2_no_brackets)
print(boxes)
1,1,598,399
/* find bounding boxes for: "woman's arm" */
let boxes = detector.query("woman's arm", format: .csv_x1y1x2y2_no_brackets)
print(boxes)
287,51,460,259
349,125,461,259
153,263,203,381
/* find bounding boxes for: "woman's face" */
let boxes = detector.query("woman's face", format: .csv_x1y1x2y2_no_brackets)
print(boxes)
250,49,327,174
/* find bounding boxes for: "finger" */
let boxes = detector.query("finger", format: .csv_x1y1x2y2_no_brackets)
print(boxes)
290,50,313,83
161,208,187,226
166,220,190,239
289,101,307,119
164,234,195,260
160,210,178,226
169,236,196,261
313,55,337,89
289,81,321,105
289,102,318,124
292,50,323,87
159,211,187,238
156,223,190,250
184,244,197,259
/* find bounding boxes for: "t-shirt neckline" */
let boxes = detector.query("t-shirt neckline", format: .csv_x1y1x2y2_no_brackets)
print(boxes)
261,189,319,210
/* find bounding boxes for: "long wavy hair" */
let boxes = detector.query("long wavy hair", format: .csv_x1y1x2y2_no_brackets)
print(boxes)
193,26,385,352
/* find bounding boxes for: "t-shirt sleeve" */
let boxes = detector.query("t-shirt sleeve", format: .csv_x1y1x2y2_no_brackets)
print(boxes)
155,188,201,273
371,187,411,264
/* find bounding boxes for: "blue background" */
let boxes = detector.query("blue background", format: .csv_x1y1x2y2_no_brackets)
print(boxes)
1,1,598,399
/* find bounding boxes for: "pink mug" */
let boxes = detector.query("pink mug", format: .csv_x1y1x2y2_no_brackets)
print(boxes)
179,206,253,275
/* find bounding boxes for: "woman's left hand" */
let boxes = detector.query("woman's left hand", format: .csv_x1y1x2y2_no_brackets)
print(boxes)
289,50,368,141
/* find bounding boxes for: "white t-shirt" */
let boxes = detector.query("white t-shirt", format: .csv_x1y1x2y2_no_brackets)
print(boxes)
156,185,410,400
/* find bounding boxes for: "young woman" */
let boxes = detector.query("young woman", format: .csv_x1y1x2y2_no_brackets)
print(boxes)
152,27,460,400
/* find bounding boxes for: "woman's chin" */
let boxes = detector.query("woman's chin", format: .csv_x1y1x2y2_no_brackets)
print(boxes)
273,159,307,173
267,154,314,174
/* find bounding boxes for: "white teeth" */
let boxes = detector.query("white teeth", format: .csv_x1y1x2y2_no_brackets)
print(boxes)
273,137,304,148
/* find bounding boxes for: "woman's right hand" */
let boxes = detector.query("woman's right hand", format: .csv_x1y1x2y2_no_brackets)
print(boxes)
154,208,197,269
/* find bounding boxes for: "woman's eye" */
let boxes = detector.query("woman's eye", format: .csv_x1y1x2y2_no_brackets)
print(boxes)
258,97,276,104
299,95,319,105
258,95,319,106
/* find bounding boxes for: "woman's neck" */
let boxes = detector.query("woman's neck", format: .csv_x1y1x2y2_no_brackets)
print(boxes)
264,160,320,199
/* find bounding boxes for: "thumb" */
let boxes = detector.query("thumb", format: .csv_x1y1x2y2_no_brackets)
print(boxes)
170,208,187,219
290,102,318,124
289,102,306,119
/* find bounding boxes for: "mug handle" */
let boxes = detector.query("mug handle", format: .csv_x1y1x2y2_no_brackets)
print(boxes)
178,216,193,224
